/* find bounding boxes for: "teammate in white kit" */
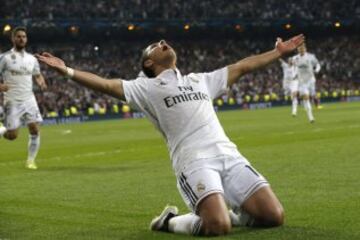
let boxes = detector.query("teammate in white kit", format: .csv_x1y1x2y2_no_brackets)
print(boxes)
37,34,304,236
279,58,298,116
0,27,47,169
293,43,321,122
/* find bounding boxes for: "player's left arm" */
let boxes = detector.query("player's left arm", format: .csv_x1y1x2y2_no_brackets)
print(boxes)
33,56,47,90
227,34,304,87
33,74,47,90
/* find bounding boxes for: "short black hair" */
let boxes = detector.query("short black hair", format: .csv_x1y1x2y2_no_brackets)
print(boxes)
140,48,156,78
12,26,27,37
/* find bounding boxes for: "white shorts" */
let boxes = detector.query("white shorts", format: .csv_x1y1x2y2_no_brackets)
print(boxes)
299,77,316,96
309,81,316,96
289,80,299,94
284,80,298,96
298,81,312,96
4,98,43,130
283,80,291,96
176,155,269,212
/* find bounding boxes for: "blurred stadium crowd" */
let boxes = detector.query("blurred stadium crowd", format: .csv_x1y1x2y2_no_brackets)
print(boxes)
6,35,355,118
0,0,359,118
1,0,359,20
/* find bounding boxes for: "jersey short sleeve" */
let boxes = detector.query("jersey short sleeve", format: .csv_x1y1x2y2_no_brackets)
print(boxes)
311,54,321,72
191,67,228,99
32,57,41,75
122,77,149,112
0,54,5,73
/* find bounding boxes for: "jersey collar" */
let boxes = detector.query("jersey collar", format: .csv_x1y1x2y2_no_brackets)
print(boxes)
157,68,182,80
11,48,26,57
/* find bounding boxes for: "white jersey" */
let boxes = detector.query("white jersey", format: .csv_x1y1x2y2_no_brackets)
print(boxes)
0,48,40,103
123,68,241,173
280,60,296,82
293,52,320,83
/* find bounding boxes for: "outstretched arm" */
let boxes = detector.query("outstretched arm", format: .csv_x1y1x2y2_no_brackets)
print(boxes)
36,52,125,100
227,34,304,87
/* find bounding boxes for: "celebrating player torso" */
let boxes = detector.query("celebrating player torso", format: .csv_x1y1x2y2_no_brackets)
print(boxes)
0,48,40,103
123,68,240,172
293,52,318,83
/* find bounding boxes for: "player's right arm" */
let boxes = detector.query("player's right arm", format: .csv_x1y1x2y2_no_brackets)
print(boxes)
36,52,125,101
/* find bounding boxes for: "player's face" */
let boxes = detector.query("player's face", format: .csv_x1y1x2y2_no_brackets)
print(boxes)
297,44,306,55
12,30,28,50
144,40,177,67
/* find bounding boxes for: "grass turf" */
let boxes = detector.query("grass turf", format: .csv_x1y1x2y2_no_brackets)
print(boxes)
1,101,359,239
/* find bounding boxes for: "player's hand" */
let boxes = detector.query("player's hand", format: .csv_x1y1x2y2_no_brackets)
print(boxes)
35,52,67,75
0,84,9,92
275,34,305,56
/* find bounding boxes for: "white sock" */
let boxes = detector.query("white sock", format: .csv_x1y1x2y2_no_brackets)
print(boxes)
292,97,298,115
303,99,314,121
168,213,202,235
28,134,40,162
229,209,255,227
0,125,7,136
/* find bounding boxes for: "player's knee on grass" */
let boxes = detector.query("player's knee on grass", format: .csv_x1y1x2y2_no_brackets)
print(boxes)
241,186,285,228
28,124,39,135
201,215,231,236
262,205,284,227
197,193,232,236
29,129,39,135
4,131,18,140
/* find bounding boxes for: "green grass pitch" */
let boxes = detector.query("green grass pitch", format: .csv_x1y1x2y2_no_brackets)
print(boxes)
1,101,359,240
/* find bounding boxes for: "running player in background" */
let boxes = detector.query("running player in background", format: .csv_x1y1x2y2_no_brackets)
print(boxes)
279,58,298,116
0,84,7,123
37,35,304,237
293,43,321,122
0,27,47,169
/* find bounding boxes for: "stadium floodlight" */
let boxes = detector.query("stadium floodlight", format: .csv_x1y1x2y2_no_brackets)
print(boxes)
128,24,135,31
69,25,79,35
184,24,190,30
3,24,11,33
285,23,292,30
334,22,341,28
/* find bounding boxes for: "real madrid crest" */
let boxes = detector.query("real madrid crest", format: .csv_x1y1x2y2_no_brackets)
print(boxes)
11,54,16,60
197,182,206,193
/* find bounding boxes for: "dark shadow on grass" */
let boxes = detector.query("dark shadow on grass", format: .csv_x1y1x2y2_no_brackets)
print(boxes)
229,225,357,240
130,225,358,240
39,165,138,174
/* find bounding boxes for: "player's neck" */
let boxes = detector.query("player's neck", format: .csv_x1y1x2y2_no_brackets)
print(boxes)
154,65,177,77
13,46,25,52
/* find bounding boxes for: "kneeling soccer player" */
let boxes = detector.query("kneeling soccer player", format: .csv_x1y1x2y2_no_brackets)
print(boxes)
37,34,304,236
